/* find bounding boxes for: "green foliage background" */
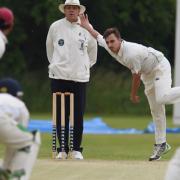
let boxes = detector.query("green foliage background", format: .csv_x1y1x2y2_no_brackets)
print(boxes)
0,0,175,115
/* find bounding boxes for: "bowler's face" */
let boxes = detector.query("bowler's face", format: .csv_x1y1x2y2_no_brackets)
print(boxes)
105,34,121,54
64,5,80,22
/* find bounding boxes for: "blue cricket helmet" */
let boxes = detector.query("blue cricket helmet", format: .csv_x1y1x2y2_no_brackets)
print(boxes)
0,78,24,97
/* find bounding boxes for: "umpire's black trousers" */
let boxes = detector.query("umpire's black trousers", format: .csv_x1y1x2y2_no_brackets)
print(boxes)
50,78,87,153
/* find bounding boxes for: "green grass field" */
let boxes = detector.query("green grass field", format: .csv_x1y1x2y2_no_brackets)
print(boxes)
0,114,180,180
33,114,180,160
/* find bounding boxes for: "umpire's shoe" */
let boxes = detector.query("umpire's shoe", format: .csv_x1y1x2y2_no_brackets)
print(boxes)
149,142,171,161
56,152,68,160
70,151,84,160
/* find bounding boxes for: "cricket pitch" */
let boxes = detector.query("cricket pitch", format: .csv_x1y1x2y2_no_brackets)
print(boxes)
31,159,168,180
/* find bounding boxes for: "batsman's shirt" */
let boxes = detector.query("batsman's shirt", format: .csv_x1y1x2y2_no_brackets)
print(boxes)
97,34,164,74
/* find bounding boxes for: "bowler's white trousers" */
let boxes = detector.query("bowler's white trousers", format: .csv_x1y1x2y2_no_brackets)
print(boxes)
141,57,180,144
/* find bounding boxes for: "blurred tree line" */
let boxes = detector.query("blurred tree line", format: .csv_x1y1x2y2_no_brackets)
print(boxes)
0,0,176,114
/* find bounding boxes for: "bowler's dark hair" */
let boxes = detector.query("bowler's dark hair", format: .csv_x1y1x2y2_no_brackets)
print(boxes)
103,27,121,39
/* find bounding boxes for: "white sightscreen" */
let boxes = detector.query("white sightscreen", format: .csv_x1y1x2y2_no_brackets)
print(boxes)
173,0,180,125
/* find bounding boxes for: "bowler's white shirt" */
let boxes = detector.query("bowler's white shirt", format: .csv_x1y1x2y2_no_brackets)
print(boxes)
0,30,7,59
0,93,30,127
97,34,164,74
46,18,97,82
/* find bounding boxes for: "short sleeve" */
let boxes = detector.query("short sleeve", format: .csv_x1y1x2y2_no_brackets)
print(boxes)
130,55,141,74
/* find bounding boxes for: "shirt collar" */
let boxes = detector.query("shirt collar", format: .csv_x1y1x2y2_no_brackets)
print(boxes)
117,40,124,57
64,17,80,26
0,30,8,44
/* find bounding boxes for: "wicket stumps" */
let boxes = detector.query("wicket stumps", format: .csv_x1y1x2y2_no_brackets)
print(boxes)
52,92,74,159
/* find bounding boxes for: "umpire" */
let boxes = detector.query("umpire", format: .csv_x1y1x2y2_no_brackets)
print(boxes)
46,0,97,160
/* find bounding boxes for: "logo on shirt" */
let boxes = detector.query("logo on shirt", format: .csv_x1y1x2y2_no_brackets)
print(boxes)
155,77,160,81
79,39,85,50
58,39,64,46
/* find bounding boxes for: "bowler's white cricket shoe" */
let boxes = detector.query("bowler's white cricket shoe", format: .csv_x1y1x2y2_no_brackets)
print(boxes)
149,142,171,161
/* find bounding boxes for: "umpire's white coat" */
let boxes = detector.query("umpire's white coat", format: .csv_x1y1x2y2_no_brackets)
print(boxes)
46,18,97,82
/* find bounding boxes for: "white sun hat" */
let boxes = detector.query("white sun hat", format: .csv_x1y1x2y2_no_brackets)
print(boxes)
59,0,86,14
